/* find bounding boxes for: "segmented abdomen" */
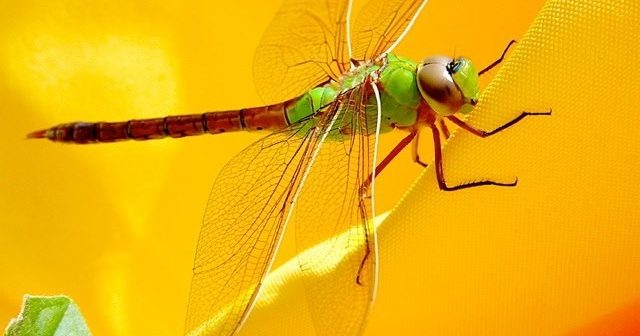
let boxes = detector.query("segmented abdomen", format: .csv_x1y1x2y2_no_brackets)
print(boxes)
31,101,293,144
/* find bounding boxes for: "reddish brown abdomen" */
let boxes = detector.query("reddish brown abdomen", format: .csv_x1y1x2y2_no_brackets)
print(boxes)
28,101,293,144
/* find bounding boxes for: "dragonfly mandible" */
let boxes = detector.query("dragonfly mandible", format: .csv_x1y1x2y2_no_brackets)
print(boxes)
28,0,551,334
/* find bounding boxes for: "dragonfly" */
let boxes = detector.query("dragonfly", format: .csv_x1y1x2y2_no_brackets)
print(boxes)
28,0,551,334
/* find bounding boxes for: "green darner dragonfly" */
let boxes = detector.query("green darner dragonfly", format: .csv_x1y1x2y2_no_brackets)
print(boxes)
28,0,550,334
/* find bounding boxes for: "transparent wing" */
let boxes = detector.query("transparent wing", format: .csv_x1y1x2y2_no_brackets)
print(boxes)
290,80,381,335
185,119,317,335
254,0,351,103
351,0,428,62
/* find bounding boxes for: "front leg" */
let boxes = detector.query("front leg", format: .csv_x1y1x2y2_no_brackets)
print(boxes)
411,130,428,167
448,109,552,138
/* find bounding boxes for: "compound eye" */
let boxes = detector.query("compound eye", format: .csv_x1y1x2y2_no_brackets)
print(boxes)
417,62,464,116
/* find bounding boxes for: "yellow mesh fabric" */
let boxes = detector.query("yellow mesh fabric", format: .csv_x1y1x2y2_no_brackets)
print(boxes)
237,0,640,335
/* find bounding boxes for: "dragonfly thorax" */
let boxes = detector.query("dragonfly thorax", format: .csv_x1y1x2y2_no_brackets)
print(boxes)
286,53,423,133
374,53,422,131
285,53,482,134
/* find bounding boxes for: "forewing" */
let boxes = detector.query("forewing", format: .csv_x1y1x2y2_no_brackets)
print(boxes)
185,119,316,335
290,80,382,335
254,0,351,103
351,0,428,62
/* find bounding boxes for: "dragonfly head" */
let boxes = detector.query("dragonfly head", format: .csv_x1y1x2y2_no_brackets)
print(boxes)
416,56,480,116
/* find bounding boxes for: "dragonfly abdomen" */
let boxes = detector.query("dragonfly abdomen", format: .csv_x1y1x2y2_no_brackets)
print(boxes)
28,101,294,144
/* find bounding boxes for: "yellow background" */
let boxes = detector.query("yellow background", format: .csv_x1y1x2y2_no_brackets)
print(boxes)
1,0,639,335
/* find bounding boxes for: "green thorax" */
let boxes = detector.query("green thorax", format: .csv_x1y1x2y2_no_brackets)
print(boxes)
375,53,421,130
286,53,421,134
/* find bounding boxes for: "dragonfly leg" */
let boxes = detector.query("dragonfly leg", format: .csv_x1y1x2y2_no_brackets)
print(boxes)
355,228,370,286
362,131,417,190
429,123,518,191
438,118,451,139
357,175,376,286
447,109,552,138
411,130,428,167
478,39,518,76
411,120,451,167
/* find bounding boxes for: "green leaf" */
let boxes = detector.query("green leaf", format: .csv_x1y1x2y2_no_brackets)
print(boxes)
4,295,90,336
